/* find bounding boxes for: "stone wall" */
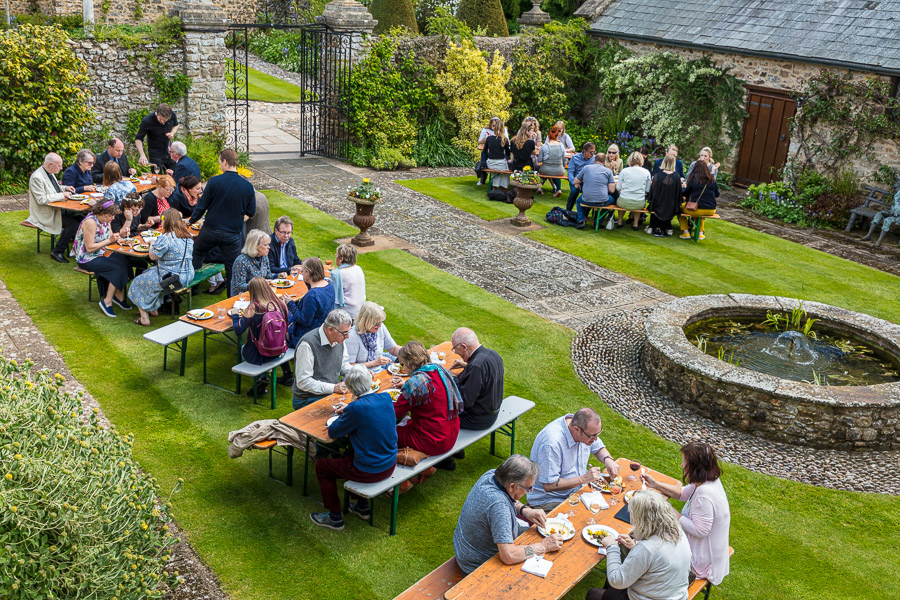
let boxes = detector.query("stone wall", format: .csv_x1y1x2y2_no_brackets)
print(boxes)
11,0,257,24
393,35,524,69
596,37,900,182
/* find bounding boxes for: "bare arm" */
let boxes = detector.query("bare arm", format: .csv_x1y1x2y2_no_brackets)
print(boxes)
641,472,682,499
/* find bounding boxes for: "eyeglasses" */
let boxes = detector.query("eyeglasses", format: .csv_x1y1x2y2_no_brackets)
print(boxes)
276,229,292,236
607,151,619,155
518,482,535,493
332,326,352,338
451,342,464,354
576,425,602,441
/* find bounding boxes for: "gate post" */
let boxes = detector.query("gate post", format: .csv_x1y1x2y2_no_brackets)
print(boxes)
318,0,377,58
170,0,230,139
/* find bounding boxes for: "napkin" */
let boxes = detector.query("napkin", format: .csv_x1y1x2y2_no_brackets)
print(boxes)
581,491,609,511
521,557,553,578
232,300,250,312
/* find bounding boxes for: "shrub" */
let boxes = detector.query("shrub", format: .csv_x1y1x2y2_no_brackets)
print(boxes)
742,181,808,225
413,114,473,167
247,29,307,73
457,0,508,37
793,168,832,206
0,354,179,598
154,72,193,105
182,134,227,179
371,0,419,34
437,39,512,158
424,5,480,41
803,192,859,228
0,25,95,174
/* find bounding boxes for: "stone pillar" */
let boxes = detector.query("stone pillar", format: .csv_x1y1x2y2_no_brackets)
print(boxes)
317,0,376,64
518,0,550,30
170,0,230,137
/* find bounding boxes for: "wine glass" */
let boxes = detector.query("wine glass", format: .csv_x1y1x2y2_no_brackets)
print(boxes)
567,493,580,508
331,396,342,416
589,501,601,525
437,351,446,364
533,544,545,563
629,461,641,482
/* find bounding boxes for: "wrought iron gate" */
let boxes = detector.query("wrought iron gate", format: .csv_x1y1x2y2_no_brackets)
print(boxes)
225,19,357,161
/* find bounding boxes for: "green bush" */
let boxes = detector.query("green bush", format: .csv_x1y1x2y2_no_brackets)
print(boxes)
0,354,178,599
371,0,419,34
0,25,95,174
457,0,509,37
247,29,307,73
154,73,193,105
183,134,227,179
0,173,29,196
424,5,481,41
413,114,473,167
793,169,832,206
742,181,808,225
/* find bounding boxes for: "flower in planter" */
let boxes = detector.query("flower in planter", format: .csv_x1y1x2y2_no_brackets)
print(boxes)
347,179,383,205
510,169,542,186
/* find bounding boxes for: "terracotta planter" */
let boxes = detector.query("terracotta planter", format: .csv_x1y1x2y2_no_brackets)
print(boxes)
349,196,379,247
510,182,541,227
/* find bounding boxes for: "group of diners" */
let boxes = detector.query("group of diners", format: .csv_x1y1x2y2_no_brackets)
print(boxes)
453,407,731,600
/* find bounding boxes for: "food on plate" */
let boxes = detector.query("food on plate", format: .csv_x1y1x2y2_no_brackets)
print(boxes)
370,380,380,392
270,279,292,288
133,244,149,252
546,524,571,536
624,490,635,502
610,485,623,495
70,194,87,200
386,389,401,402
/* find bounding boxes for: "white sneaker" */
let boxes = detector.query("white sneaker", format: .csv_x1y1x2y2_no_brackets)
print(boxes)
475,180,483,186
667,229,674,236
69,249,75,257
644,226,653,234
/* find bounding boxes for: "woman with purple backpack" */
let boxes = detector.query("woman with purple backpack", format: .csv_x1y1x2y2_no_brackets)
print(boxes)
232,277,289,397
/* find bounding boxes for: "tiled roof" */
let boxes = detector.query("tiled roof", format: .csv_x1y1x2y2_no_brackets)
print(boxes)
586,0,900,75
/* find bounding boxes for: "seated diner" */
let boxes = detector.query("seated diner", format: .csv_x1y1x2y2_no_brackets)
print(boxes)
345,301,400,368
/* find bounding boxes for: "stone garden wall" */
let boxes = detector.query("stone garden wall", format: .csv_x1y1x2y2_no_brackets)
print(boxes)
393,35,524,69
597,37,900,181
17,0,258,24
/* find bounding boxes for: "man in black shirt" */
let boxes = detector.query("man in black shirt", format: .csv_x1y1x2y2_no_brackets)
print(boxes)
93,138,136,184
190,148,256,293
450,327,505,430
135,104,179,174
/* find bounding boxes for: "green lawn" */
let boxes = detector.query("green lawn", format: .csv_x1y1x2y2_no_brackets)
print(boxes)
401,176,900,324
226,65,310,103
0,191,897,600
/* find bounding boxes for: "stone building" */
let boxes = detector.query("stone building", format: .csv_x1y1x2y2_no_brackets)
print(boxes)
576,0,900,184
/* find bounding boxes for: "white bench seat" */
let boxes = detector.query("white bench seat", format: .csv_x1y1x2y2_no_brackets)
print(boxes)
344,395,536,535
232,347,296,409
143,321,202,376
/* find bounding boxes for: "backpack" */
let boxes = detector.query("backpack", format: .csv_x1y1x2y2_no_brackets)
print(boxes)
249,301,288,357
545,206,578,227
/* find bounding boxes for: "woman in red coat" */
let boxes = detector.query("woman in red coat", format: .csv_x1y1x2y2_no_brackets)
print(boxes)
392,341,462,458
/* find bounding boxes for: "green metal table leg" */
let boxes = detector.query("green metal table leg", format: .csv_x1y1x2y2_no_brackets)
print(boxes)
270,367,277,410
302,436,310,496
179,337,188,376
389,486,400,536
202,330,209,384
510,419,516,455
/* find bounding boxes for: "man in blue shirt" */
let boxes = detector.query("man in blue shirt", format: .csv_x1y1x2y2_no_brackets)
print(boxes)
526,408,619,511
166,141,201,185
573,154,617,229
268,215,301,275
310,366,397,530
652,144,684,178
565,142,595,212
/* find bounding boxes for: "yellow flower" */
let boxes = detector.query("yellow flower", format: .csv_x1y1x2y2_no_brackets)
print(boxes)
523,166,531,171
4,473,12,480
362,178,370,183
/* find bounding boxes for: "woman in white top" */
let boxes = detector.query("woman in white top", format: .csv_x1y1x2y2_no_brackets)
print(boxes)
344,301,401,368
616,152,652,229
590,490,692,600
642,441,731,586
332,243,366,318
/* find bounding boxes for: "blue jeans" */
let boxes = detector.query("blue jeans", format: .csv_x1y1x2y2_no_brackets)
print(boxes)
566,186,581,211
577,198,614,223
292,393,328,411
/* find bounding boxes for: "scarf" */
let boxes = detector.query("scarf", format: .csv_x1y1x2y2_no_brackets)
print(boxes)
332,263,349,309
401,363,463,420
359,330,379,362
157,195,170,215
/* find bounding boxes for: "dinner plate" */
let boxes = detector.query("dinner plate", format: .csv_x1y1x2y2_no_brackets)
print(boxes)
387,363,405,376
582,524,619,547
370,380,381,393
80,199,93,205
385,389,401,403
70,194,87,201
190,223,202,230
141,230,161,237
187,309,214,320
270,279,293,288
133,244,150,252
624,490,635,503
326,415,339,427
538,517,576,540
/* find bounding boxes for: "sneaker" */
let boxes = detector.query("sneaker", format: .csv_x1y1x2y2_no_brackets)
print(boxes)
111,296,132,311
436,457,456,471
666,229,674,236
574,221,586,230
698,232,706,240
679,231,691,239
348,502,371,520
98,301,116,318
310,512,344,531
645,226,653,234
475,180,484,186
653,229,666,237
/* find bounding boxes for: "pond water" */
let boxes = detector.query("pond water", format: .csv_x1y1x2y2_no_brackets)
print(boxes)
683,318,900,386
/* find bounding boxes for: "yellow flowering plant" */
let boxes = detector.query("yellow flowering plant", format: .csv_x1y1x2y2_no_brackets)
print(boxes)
347,178,383,204
510,167,542,186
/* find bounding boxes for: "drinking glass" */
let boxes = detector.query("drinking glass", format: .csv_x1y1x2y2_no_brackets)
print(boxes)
629,461,641,482
331,397,342,416
533,544,545,562
568,493,580,507
589,502,601,525
437,351,446,364
217,307,226,320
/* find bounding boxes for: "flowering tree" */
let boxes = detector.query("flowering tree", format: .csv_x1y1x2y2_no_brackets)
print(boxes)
436,39,512,159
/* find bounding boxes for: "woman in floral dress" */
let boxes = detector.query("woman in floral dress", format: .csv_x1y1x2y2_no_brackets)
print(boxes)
128,208,195,326
102,162,137,206
74,200,133,318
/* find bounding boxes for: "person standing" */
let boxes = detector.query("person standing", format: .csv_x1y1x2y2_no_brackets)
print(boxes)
247,191,272,235
332,243,366,318
27,152,79,264
93,138,136,183
449,327,504,431
135,103,179,173
189,149,256,293
647,155,681,237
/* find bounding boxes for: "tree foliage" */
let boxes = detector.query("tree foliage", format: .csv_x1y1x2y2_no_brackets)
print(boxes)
0,25,95,174
436,39,512,157
371,0,419,34
457,0,509,37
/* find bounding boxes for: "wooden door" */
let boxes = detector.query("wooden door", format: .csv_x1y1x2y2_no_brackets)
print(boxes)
734,91,796,185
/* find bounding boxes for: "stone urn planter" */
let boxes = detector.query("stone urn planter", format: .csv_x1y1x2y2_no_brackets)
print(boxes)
348,195,382,247
510,181,541,227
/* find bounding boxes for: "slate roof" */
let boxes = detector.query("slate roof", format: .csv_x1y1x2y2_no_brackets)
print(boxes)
586,0,900,75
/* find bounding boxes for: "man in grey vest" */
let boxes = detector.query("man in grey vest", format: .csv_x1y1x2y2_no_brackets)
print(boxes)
292,309,354,410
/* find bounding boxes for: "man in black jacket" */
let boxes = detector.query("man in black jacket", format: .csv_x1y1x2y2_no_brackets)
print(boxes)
450,327,505,430
92,138,135,184
268,215,301,276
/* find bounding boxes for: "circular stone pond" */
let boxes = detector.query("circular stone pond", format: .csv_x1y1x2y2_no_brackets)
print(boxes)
643,295,900,450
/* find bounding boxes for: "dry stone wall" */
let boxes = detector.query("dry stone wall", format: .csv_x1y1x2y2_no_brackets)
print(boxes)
13,0,258,24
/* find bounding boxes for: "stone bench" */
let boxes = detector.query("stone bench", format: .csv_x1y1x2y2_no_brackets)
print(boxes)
143,321,203,376
232,347,296,409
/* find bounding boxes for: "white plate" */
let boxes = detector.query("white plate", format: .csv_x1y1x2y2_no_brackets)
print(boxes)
370,380,381,393
187,309,214,320
141,230,161,237
270,279,293,288
326,415,338,427
387,363,405,376
582,524,619,547
70,194,87,200
385,388,401,402
537,517,575,541
132,244,150,253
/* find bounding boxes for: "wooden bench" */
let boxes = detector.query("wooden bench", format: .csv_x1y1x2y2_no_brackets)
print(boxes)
591,205,651,232
684,213,721,242
253,439,295,486
232,347,296,409
143,321,203,376
342,395,535,536
482,168,513,188
686,546,735,600
392,556,464,600
73,266,98,302
846,184,893,232
21,221,56,254
167,263,224,317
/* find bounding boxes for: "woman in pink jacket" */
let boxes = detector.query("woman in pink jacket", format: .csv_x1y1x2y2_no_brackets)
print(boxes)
641,441,731,585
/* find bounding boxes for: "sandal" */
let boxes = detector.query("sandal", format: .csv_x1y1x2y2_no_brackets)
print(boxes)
133,318,152,327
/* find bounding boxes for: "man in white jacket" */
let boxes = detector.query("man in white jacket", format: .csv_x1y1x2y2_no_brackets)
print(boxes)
27,153,79,263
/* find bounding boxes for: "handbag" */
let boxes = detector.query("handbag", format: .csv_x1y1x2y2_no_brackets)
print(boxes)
397,447,429,466
685,183,708,212
157,237,190,294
